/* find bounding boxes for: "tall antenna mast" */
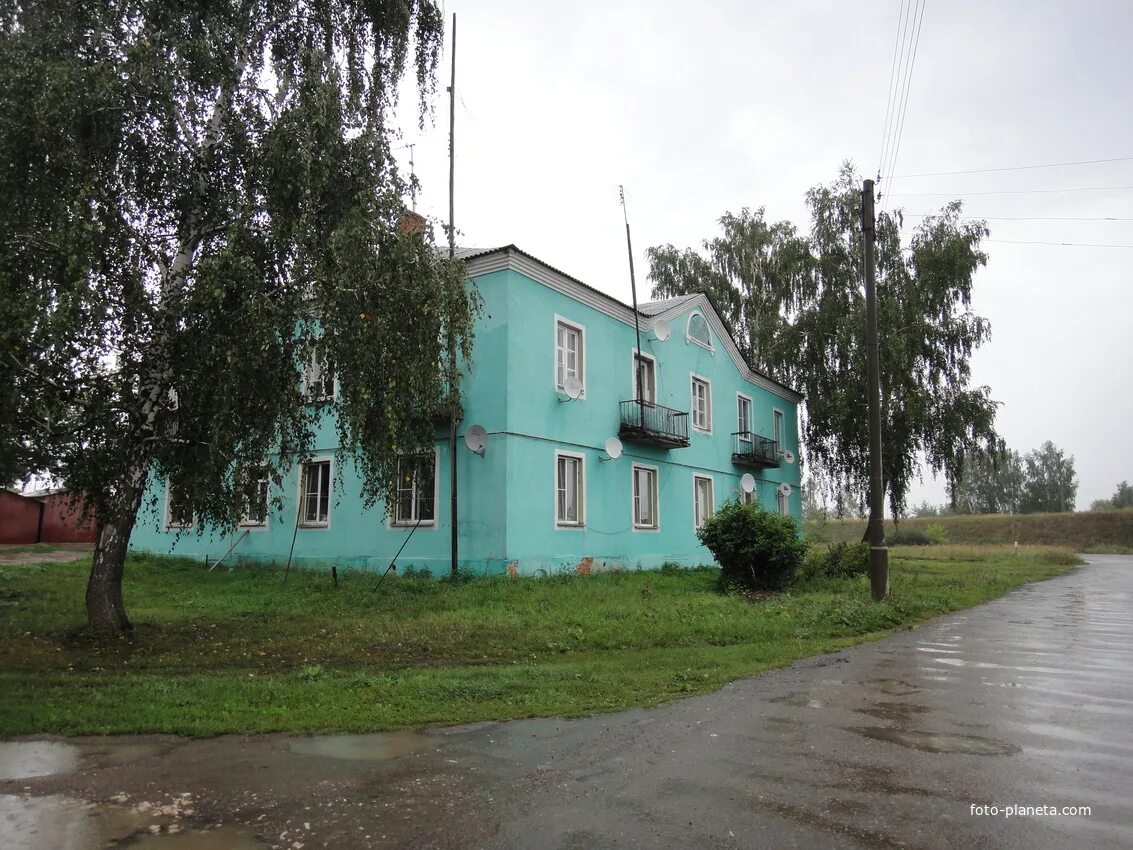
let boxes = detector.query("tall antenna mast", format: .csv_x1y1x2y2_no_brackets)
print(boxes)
408,143,417,212
446,14,459,578
620,186,645,428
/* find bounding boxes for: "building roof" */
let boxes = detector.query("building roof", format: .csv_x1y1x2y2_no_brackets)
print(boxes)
457,245,802,402
638,294,700,316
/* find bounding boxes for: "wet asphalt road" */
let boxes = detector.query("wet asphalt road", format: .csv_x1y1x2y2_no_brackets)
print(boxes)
448,554,1133,849
3,555,1131,849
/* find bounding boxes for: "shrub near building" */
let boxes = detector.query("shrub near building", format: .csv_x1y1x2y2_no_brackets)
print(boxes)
697,500,808,592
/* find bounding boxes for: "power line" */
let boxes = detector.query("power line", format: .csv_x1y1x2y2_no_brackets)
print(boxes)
889,185,1133,197
891,155,1133,178
876,0,911,181
881,0,927,208
988,238,1133,249
903,212,1133,221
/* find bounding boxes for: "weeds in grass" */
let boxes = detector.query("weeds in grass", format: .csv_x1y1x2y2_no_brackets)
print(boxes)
0,550,1078,736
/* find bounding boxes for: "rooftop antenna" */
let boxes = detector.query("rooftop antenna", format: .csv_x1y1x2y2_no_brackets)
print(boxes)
620,186,645,430
446,13,459,578
408,143,417,212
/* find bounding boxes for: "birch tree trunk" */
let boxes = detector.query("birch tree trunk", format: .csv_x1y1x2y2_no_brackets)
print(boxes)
85,465,147,632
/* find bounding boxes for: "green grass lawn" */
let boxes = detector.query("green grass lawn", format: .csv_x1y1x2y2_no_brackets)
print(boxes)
0,549,1079,737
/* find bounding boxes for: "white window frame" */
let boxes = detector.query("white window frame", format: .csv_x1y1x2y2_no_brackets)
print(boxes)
740,485,757,506
554,450,586,528
632,463,660,531
777,488,789,516
303,342,335,403
773,408,784,452
631,349,657,405
686,312,713,350
694,475,714,531
238,467,270,529
691,374,712,433
390,450,439,528
298,457,333,528
554,316,586,398
164,478,193,530
736,393,753,442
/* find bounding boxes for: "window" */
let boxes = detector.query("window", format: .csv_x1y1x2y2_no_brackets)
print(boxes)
239,467,269,527
694,476,714,530
687,313,712,348
633,352,656,404
737,394,752,442
633,464,659,529
555,318,584,395
165,480,193,529
303,343,335,403
741,486,756,506
300,460,331,526
394,454,437,525
691,375,712,432
777,488,789,516
555,452,585,527
773,409,784,452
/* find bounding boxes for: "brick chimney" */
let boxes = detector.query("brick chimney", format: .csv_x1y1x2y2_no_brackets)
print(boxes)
398,210,427,237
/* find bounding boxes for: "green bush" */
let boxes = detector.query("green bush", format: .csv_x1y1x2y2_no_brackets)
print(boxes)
697,500,808,592
886,528,932,546
823,541,870,577
799,541,869,582
925,524,948,544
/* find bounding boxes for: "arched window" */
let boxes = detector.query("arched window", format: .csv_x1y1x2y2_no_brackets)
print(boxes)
687,312,711,348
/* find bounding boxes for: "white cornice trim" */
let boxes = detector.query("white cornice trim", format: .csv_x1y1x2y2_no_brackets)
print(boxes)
464,247,802,404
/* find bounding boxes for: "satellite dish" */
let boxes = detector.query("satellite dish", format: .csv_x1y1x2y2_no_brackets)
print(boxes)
603,436,623,461
559,375,584,401
740,473,756,494
778,483,792,496
783,449,795,464
464,425,487,456
653,320,671,342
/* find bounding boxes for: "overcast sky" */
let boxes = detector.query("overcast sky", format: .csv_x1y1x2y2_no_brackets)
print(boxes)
395,0,1132,511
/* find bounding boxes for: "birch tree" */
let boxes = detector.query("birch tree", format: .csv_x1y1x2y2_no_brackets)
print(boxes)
0,1,476,633
648,163,998,518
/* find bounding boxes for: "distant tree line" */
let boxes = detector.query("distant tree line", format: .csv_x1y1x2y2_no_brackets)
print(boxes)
946,440,1078,515
803,439,1101,520
1090,482,1133,512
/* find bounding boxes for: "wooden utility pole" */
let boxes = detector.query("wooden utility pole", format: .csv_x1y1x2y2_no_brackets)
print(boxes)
861,179,889,600
447,13,458,578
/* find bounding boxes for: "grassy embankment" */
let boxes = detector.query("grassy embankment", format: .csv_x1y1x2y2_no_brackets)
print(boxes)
806,507,1133,553
0,546,1079,737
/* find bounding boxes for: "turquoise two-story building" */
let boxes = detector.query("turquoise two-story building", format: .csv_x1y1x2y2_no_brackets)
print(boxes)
129,245,803,575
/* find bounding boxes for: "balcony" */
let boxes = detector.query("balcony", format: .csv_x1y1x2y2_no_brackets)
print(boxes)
732,431,780,468
619,400,690,448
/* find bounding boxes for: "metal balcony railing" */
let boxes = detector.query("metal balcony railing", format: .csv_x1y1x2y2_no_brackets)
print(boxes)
619,400,690,448
732,431,780,468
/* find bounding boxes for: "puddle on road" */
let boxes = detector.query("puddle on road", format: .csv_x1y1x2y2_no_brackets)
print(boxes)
867,679,921,696
287,731,433,761
0,740,175,780
854,701,930,722
0,794,265,850
768,692,824,709
853,727,1021,755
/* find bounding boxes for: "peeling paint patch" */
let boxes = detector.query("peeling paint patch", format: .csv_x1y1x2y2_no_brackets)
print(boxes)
575,556,594,576
506,561,519,577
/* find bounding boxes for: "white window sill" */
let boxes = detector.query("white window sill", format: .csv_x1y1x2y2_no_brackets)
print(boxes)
392,521,436,528
299,521,329,529
556,521,585,529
